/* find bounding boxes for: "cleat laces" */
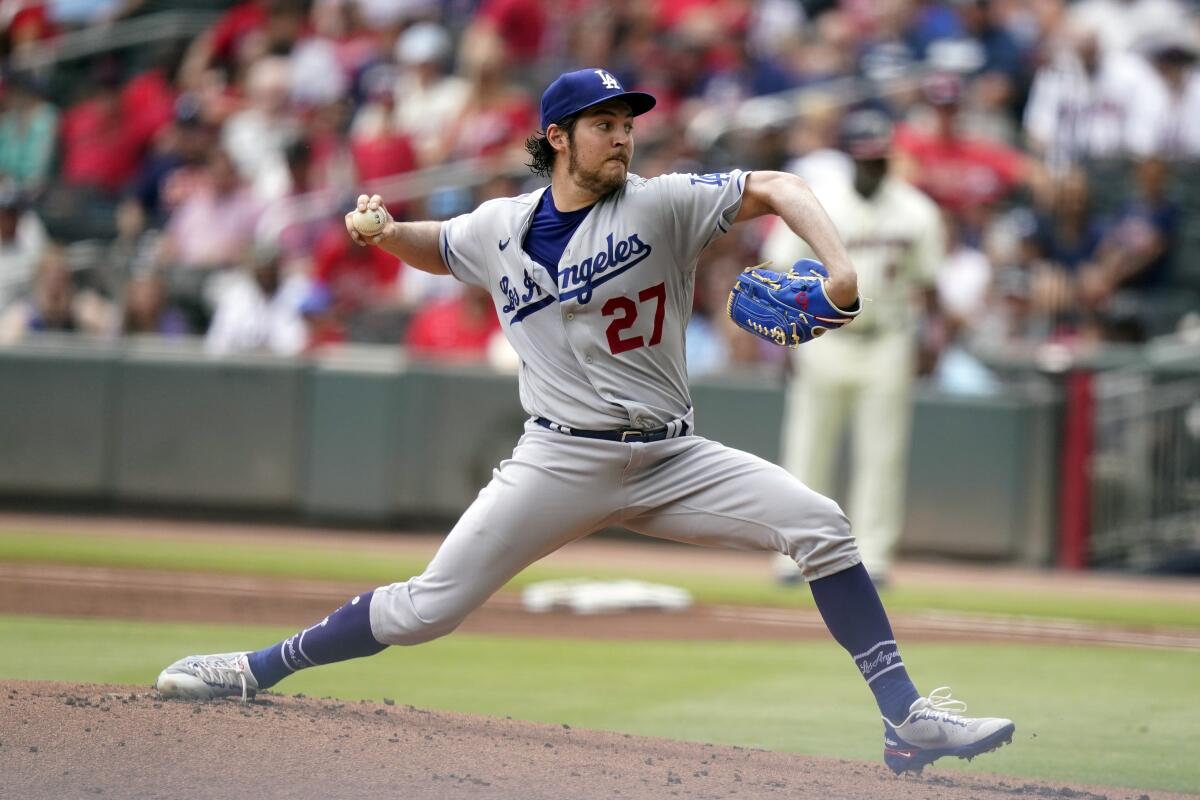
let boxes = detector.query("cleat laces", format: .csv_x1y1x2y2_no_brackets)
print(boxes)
186,654,251,701
888,686,968,728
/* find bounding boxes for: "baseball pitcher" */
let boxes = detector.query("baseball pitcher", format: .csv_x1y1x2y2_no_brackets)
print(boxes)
156,68,1012,775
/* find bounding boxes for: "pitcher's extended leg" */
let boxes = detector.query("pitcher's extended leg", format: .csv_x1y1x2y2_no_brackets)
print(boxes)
157,429,622,698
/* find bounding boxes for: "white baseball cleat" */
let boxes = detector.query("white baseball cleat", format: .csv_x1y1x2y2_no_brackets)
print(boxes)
883,686,1015,774
156,652,258,701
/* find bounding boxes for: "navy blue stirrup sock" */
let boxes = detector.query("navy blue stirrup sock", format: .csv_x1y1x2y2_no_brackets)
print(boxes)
808,563,920,723
246,590,386,690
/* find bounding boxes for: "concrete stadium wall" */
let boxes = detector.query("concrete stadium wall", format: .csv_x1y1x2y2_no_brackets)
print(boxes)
0,340,1060,564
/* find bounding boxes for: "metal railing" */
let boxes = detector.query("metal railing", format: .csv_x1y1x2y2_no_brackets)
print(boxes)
1090,368,1200,567
10,11,219,70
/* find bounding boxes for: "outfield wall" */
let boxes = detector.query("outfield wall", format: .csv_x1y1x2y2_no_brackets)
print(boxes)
0,339,1059,565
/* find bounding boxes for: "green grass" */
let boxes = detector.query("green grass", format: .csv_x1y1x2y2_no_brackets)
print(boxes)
3,529,1200,629
1,615,1195,794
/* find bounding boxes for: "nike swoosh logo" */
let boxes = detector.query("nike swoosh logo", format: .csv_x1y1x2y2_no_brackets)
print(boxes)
499,238,511,251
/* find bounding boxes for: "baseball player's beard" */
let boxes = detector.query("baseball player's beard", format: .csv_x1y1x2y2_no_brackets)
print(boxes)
568,147,627,197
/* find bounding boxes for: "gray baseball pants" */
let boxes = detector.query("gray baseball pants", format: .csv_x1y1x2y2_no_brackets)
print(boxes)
370,421,860,645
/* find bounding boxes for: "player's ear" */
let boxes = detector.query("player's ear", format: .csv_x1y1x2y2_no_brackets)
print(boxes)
546,123,569,154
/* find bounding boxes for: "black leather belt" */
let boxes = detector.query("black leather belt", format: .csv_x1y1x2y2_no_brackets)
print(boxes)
534,416,688,442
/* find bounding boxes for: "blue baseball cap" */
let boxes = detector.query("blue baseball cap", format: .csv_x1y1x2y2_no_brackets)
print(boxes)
539,68,656,131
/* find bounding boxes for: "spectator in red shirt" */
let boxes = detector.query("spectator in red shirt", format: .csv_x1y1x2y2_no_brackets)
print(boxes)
121,65,177,153
894,72,1030,235
349,64,419,183
464,0,547,68
312,215,400,309
404,285,500,361
59,65,143,195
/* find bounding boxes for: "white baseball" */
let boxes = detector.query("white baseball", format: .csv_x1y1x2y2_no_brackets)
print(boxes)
353,208,386,237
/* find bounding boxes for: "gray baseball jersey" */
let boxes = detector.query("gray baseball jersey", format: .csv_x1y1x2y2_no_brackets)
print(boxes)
439,171,747,430
368,170,861,647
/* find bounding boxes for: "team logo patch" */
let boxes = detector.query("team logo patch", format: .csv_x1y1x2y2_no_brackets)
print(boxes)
595,69,622,90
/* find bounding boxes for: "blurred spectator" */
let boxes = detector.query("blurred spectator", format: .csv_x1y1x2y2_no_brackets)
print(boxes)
297,96,357,194
1078,157,1178,308
288,31,349,111
1030,167,1104,273
931,210,1001,395
937,210,994,330
433,35,535,165
158,148,261,274
933,0,1024,111
310,216,402,328
2,1,56,60
306,0,379,80
404,284,500,361
764,108,945,584
1127,33,1200,159
462,0,547,70
781,94,852,191
895,72,1029,235
122,270,189,336
858,2,923,85
121,60,179,152
352,0,440,32
1023,18,1157,168
222,56,302,200
1067,0,1193,56
205,242,310,356
180,0,308,90
699,32,797,108
128,94,217,227
0,244,113,342
0,71,58,195
349,63,420,182
272,138,337,261
391,22,471,167
0,182,47,310
59,64,142,195
787,9,858,84
971,259,1054,347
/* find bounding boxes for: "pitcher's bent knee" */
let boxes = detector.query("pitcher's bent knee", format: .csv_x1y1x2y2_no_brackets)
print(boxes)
783,495,860,581
369,580,470,646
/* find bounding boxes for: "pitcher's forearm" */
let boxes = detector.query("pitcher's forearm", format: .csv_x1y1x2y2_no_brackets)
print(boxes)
378,221,449,275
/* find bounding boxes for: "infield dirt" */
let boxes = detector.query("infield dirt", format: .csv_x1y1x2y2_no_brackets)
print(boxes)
3,680,1192,800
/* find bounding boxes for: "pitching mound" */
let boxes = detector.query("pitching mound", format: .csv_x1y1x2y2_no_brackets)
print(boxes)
2,681,1182,800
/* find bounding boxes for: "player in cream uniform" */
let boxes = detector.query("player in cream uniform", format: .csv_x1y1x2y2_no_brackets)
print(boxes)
763,109,944,585
156,71,1012,775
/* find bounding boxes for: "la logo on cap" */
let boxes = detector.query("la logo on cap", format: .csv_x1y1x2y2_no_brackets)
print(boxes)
595,69,621,90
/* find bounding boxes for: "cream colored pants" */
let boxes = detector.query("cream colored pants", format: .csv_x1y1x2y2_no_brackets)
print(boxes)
782,330,917,578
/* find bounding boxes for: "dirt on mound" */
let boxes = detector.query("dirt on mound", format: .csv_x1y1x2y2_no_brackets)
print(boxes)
1,681,1187,800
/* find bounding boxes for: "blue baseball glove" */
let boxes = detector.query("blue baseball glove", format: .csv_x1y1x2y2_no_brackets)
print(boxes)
726,259,861,347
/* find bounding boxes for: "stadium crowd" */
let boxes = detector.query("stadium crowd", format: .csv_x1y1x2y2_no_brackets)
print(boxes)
0,0,1197,384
